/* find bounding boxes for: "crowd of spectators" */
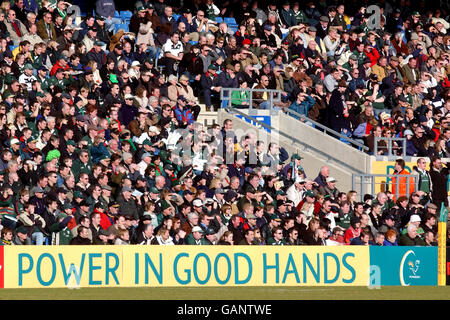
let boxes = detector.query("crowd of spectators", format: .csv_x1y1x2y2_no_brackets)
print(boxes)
0,0,448,247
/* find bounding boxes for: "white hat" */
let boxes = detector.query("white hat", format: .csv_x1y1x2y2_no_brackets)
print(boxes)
168,75,178,82
295,177,305,184
326,177,337,183
191,226,204,233
149,126,160,134
410,214,421,223
192,199,203,207
10,138,20,145
124,94,135,100
131,61,141,67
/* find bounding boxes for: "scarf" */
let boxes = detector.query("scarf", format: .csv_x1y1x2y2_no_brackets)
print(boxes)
2,239,11,245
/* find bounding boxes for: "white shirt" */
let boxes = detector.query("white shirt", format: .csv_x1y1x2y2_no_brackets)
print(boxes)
18,73,36,91
162,39,183,57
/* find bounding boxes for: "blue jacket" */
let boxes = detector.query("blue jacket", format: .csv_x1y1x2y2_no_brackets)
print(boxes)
217,72,238,89
91,143,111,164
406,139,419,156
174,105,193,125
96,0,116,19
288,96,315,120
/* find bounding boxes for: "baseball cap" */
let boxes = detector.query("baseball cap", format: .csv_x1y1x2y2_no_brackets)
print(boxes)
326,177,337,183
270,214,281,222
122,186,132,193
124,94,134,100
149,187,160,194
410,215,421,223
191,226,204,233
207,64,217,70
149,126,160,134
305,190,315,198
264,24,272,31
192,199,203,207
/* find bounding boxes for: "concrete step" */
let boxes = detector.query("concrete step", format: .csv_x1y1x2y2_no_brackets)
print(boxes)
197,104,219,127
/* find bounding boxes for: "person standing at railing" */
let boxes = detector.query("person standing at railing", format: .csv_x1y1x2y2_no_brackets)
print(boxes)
428,157,450,210
327,80,350,134
288,92,315,122
391,158,415,201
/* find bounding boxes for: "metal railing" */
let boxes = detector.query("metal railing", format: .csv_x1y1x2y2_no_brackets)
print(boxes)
352,173,418,202
225,107,368,174
220,88,282,115
374,137,406,158
220,87,369,152
284,108,369,152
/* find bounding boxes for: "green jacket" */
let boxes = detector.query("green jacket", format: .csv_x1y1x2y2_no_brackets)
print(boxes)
51,226,73,245
231,90,249,106
184,233,210,245
71,159,93,181
398,233,426,246
266,237,287,245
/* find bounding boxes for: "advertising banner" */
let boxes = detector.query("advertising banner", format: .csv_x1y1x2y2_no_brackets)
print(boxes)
4,246,123,289
4,246,369,289
370,247,437,286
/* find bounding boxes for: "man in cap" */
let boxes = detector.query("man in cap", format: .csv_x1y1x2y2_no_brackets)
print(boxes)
13,226,30,245
92,228,112,245
18,63,36,92
319,177,339,201
200,63,221,111
86,38,107,69
184,225,209,245
286,176,306,207
116,185,141,220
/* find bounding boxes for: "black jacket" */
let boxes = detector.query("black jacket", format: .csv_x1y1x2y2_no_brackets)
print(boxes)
429,166,450,201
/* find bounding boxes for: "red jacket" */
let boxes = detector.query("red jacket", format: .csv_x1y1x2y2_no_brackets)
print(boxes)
364,47,380,67
97,209,113,230
50,60,69,76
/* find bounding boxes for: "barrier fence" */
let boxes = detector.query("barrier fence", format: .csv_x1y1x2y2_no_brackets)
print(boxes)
0,246,441,288
352,173,418,202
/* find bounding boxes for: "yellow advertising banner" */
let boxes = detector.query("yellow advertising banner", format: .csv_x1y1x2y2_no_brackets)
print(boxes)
3,246,370,288
4,246,123,289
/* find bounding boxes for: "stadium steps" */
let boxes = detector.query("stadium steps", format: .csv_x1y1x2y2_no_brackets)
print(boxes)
197,103,218,127
217,109,372,191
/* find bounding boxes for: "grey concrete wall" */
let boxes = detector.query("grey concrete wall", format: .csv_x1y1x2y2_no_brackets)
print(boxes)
218,109,372,192
278,113,371,174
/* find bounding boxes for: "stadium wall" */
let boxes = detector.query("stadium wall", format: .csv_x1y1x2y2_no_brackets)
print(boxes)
0,246,438,288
